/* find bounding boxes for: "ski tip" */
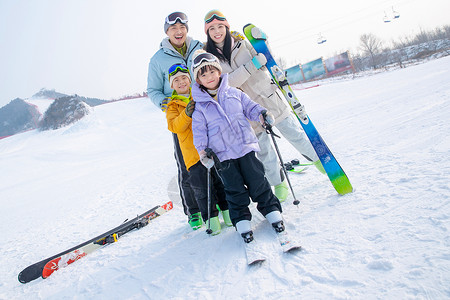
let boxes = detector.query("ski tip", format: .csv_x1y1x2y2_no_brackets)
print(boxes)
162,201,174,211
284,245,302,253
18,267,41,284
18,272,27,284
248,258,266,266
243,23,253,28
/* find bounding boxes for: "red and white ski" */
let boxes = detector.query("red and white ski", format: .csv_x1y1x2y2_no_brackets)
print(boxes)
18,201,173,283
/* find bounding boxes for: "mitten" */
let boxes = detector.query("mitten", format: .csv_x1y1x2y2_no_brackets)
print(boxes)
252,53,267,69
161,97,171,112
259,110,275,126
185,100,195,117
244,53,267,74
199,150,214,169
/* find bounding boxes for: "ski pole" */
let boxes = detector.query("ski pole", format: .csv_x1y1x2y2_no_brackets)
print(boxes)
205,167,212,234
261,113,300,205
204,148,215,234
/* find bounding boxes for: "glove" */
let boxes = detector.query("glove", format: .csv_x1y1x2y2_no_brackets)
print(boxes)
161,97,171,112
185,100,195,117
199,150,214,169
259,110,275,126
244,53,267,74
251,53,267,69
251,27,267,40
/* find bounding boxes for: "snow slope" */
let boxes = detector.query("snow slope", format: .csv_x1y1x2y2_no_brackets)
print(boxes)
1,56,449,299
25,97,55,116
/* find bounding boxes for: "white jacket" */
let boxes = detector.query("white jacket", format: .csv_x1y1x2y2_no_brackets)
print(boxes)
210,34,291,134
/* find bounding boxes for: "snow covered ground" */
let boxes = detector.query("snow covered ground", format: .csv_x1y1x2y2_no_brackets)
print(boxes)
1,56,449,299
25,97,55,116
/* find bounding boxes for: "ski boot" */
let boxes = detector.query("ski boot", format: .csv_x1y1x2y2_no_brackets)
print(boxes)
206,216,221,235
313,160,326,174
188,212,202,230
221,210,233,227
274,181,289,203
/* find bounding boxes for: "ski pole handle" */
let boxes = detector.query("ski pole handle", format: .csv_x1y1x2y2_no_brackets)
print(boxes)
205,148,223,170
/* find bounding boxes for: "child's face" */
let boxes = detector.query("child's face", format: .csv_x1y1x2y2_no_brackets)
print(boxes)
173,75,191,94
208,24,227,44
197,66,221,90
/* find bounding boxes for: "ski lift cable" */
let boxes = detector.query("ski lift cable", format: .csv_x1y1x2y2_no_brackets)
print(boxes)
273,10,384,49
271,0,415,49
270,0,398,43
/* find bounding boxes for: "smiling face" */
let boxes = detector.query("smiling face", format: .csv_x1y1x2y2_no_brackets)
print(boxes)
166,23,188,48
197,66,221,90
207,24,227,44
172,75,191,95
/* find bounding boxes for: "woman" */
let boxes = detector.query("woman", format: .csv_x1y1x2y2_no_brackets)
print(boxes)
203,10,324,202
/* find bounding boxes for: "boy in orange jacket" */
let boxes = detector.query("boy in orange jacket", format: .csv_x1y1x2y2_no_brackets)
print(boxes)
166,63,231,235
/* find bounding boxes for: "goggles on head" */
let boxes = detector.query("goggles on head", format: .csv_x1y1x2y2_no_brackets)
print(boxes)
165,12,188,25
168,63,189,77
204,10,226,24
192,52,217,69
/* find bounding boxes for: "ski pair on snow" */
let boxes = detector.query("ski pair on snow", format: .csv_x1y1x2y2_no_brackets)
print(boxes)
18,201,173,284
243,24,353,196
243,221,301,265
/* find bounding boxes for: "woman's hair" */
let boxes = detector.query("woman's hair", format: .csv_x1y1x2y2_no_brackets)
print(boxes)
206,28,232,65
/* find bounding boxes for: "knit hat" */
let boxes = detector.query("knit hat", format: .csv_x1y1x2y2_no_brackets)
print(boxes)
164,12,189,33
191,50,222,81
204,10,230,34
168,63,191,89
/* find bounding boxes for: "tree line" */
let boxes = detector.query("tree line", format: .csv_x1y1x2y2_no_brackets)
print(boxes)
354,24,450,71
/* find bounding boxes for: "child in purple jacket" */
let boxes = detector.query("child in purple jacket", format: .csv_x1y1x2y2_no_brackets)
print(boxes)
191,50,285,245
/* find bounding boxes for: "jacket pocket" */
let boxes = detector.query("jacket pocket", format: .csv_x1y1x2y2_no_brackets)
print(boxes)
237,118,256,144
209,126,227,152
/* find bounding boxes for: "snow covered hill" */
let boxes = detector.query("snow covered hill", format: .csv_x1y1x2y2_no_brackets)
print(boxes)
0,56,449,299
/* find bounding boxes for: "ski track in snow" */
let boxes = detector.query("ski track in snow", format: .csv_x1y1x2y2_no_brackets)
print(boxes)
1,56,449,299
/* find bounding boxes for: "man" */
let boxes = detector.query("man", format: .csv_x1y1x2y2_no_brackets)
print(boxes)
147,12,203,230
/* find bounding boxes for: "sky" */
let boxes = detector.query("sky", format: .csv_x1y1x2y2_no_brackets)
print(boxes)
0,0,449,107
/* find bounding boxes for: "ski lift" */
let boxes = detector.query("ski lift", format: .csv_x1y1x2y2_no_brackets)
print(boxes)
383,11,391,23
392,6,400,19
317,33,327,44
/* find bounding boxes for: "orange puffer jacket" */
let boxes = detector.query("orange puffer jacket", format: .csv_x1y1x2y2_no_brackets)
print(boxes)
166,91,199,170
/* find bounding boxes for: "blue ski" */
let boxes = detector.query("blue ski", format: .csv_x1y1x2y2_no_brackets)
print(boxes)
243,24,352,195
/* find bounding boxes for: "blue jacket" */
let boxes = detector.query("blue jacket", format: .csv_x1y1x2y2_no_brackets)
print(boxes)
147,37,203,108
192,74,265,162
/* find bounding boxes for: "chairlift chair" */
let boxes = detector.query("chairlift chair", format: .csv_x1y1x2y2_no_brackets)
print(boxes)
383,11,391,23
392,6,400,19
317,33,327,44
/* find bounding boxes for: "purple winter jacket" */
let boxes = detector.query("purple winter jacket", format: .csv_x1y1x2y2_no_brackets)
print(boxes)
192,74,266,162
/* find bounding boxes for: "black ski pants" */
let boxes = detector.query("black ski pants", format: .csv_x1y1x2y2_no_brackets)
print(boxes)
217,151,282,226
172,133,199,216
188,161,228,222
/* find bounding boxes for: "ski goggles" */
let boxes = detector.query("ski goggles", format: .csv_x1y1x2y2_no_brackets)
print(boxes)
168,63,189,77
165,12,188,25
204,10,226,24
192,52,217,69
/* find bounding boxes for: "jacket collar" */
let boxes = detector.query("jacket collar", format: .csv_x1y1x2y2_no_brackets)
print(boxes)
160,36,194,56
